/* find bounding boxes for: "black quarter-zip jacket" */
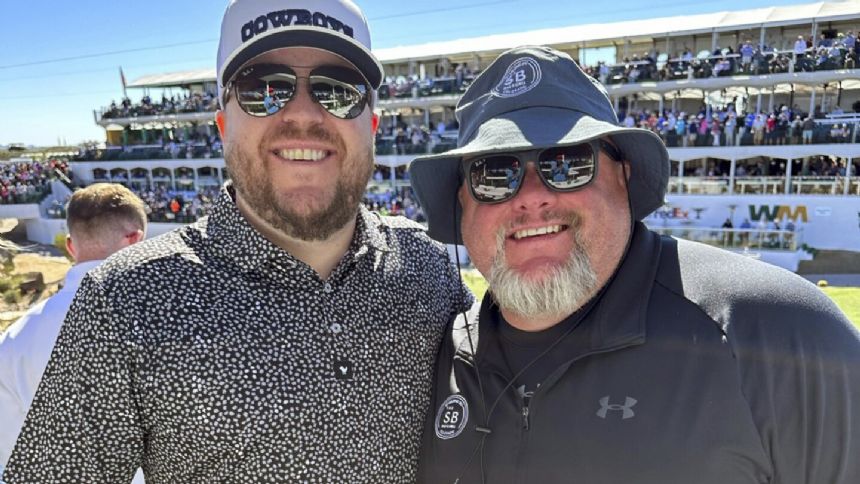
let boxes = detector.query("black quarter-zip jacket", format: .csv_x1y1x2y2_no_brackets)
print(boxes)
419,223,860,484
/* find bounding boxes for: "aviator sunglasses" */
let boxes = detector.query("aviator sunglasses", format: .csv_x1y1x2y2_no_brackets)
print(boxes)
463,139,623,203
224,63,370,119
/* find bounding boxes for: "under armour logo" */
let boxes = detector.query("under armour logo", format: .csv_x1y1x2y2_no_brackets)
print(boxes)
596,396,637,419
516,384,536,399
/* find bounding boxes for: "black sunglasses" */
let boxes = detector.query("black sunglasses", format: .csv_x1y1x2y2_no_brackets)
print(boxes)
224,63,370,119
463,140,622,204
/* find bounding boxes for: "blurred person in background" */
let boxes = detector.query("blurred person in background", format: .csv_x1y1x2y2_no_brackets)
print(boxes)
0,183,147,483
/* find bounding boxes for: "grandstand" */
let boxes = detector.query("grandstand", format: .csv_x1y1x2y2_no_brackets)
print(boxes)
2,0,859,272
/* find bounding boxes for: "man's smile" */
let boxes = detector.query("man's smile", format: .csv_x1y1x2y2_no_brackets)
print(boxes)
510,224,568,240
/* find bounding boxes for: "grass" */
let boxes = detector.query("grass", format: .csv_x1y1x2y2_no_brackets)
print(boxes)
820,287,860,329
462,269,488,299
0,264,23,305
461,269,860,330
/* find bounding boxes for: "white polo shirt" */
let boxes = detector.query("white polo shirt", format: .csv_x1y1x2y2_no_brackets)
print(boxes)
0,260,147,483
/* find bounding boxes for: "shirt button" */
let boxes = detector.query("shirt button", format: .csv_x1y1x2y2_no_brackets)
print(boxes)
323,282,333,293
330,323,343,334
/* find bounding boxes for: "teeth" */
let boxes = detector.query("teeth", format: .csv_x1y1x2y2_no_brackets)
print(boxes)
278,148,327,161
512,225,563,240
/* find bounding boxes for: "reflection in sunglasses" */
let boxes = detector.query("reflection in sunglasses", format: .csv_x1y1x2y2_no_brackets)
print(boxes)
227,64,369,119
466,142,603,203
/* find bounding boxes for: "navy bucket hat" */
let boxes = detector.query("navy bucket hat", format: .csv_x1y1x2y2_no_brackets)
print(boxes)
408,45,670,245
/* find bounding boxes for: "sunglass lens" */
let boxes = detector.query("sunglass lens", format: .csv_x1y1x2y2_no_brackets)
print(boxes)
309,67,368,119
468,155,522,203
538,144,596,190
236,72,297,116
310,77,367,119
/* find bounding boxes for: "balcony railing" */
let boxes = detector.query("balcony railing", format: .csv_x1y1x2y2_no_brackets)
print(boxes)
74,144,223,161
648,226,801,251
669,176,859,195
601,47,855,85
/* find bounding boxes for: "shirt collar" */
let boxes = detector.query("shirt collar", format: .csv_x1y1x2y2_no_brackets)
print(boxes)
354,204,392,255
202,184,390,272
64,260,104,289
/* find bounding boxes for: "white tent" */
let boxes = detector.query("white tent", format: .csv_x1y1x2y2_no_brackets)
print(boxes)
374,1,860,63
125,1,860,89
127,69,217,89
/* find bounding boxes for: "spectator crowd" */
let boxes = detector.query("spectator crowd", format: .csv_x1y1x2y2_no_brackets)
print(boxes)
582,30,860,85
23,29,860,223
131,186,220,223
378,62,475,101
75,132,223,162
101,92,218,119
617,102,856,148
674,152,856,180
44,183,426,225
93,30,860,164
1,160,70,205
362,186,425,223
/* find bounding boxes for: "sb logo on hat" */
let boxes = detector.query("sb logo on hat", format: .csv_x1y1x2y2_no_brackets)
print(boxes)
492,57,542,98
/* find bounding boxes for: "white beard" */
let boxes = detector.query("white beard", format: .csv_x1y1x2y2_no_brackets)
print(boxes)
487,220,597,321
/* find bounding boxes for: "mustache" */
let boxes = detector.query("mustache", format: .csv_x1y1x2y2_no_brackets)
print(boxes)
261,122,346,152
493,210,585,263
501,210,583,235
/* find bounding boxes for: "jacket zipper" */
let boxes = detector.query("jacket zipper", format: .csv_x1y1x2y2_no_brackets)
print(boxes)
521,402,530,430
515,391,533,484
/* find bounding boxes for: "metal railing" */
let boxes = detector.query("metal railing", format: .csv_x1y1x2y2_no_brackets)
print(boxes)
648,226,801,251
603,47,856,84
668,175,859,196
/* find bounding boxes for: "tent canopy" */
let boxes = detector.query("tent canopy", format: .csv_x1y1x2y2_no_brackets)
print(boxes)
127,1,859,88
375,1,860,63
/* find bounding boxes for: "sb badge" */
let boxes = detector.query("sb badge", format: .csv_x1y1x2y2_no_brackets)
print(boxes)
434,394,469,440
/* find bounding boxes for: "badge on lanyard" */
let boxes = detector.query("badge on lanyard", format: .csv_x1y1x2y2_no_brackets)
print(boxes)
435,394,469,439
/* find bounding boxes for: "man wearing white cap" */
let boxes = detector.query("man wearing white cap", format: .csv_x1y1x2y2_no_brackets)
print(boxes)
410,46,859,483
3,1,470,483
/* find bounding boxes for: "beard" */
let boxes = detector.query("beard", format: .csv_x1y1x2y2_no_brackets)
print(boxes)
486,213,598,320
226,121,374,241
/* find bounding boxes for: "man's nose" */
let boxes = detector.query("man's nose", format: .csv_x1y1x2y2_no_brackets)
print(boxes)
277,78,326,124
513,163,557,212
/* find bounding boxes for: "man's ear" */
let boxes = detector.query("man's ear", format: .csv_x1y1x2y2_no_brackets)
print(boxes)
65,235,77,260
371,113,379,135
216,110,226,139
127,229,145,245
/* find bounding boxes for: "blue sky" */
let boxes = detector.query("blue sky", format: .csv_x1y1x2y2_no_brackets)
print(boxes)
0,0,816,147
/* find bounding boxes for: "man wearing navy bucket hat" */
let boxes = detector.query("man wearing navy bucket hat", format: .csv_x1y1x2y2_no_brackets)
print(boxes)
412,46,859,483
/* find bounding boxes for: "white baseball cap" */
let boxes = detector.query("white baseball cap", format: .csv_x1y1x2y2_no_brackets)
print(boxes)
216,0,384,105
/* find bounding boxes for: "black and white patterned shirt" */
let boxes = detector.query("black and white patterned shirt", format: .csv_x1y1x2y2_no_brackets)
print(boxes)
4,185,472,484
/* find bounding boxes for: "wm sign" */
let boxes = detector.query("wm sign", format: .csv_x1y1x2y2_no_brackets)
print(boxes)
748,205,808,223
